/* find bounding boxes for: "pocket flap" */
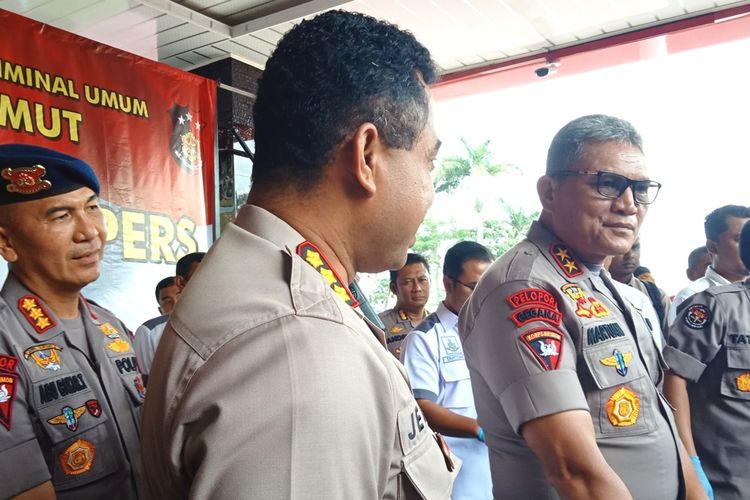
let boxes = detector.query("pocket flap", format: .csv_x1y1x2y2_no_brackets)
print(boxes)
401,432,459,500
584,340,642,389
726,346,750,369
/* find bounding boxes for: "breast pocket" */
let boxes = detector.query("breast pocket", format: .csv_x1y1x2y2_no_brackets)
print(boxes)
583,339,656,437
440,360,473,411
720,347,750,400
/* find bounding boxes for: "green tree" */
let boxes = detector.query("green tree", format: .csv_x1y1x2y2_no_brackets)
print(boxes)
483,201,539,258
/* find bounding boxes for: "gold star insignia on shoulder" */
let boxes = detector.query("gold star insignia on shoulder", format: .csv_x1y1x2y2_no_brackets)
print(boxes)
549,243,584,278
296,241,359,308
17,295,56,334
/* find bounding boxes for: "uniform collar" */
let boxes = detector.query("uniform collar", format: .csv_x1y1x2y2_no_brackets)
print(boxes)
435,302,458,332
704,265,731,286
1,272,101,343
527,221,592,282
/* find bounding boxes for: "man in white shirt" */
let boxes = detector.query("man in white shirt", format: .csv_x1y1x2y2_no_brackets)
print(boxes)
669,205,750,325
401,241,493,500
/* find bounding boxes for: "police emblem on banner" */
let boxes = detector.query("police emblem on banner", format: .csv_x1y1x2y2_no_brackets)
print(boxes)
169,103,202,173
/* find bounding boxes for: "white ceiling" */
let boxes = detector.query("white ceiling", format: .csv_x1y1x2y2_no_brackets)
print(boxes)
2,0,749,75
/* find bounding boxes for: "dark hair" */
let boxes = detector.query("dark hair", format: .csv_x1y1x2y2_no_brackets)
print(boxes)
741,221,750,270
443,241,493,280
704,205,750,241
176,252,205,278
390,253,430,284
252,10,438,190
687,246,708,268
154,276,176,303
546,114,643,175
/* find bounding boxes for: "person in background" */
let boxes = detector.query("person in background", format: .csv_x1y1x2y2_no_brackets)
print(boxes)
0,144,143,499
379,252,431,357
154,276,179,316
609,238,671,333
140,10,457,499
686,246,711,282
662,221,750,499
401,241,493,500
669,205,750,325
459,114,706,499
133,252,204,384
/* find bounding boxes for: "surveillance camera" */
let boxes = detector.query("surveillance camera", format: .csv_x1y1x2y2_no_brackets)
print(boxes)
535,61,560,78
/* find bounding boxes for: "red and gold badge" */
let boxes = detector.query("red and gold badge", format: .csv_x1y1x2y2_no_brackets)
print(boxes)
549,243,584,278
520,329,563,370
606,387,640,427
1,165,52,194
18,295,56,334
59,439,95,475
0,372,17,430
296,241,359,307
23,343,63,371
561,284,609,319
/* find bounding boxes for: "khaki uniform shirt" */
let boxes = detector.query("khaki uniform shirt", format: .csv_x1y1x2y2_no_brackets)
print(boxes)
140,204,458,499
0,274,143,499
459,221,684,499
379,308,427,357
665,279,750,499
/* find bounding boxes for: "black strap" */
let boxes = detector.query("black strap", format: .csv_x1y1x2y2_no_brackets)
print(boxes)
638,278,666,327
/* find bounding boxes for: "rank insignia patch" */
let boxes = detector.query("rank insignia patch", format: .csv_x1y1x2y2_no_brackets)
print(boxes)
600,349,633,376
24,343,63,371
47,405,87,431
520,329,563,370
2,165,52,194
736,373,750,392
99,322,121,338
561,284,610,319
506,288,558,310
607,387,640,427
86,399,102,418
59,439,95,475
510,306,561,327
296,241,359,308
18,295,56,334
550,243,584,278
683,304,710,329
0,372,17,430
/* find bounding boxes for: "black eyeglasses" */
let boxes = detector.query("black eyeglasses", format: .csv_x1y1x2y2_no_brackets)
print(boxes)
553,170,662,205
449,277,477,291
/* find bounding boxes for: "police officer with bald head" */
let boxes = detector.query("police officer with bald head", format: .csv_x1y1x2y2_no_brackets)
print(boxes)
0,145,143,499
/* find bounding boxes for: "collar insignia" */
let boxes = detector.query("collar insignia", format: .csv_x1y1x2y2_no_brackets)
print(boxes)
47,405,87,431
549,243,584,278
59,438,96,476
600,349,633,376
296,241,359,308
18,295,57,334
2,165,52,194
398,309,408,321
24,343,63,371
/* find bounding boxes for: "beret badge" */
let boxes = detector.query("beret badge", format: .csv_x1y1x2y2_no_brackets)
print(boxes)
2,165,52,195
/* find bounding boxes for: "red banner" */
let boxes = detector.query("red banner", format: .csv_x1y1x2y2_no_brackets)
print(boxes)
0,9,217,328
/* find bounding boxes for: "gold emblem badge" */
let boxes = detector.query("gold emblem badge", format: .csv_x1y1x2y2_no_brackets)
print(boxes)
106,339,131,353
296,241,359,307
99,322,121,339
389,325,403,334
736,373,750,392
2,165,52,194
23,343,63,371
18,296,56,334
59,439,95,475
561,284,610,319
606,387,640,426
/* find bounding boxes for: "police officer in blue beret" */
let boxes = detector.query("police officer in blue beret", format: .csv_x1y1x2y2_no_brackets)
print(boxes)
0,145,143,499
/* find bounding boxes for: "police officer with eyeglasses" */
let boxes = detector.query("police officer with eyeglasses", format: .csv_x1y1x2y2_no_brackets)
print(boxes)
459,114,709,499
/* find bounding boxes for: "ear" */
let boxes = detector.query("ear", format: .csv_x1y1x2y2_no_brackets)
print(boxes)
174,275,187,291
350,122,380,196
389,281,398,295
0,226,18,263
537,175,558,211
443,275,454,295
158,306,165,316
706,239,718,257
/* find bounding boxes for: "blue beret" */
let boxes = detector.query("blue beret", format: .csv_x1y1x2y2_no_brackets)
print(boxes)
0,144,100,205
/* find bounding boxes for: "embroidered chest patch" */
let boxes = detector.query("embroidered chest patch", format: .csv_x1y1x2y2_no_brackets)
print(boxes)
24,343,63,371
606,387,640,427
561,283,610,319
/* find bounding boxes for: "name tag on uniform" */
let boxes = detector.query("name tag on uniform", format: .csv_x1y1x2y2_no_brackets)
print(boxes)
397,404,426,455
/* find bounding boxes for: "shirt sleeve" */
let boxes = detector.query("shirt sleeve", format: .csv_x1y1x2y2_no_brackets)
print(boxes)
664,291,723,382
462,279,588,433
401,330,439,402
132,324,154,375
0,344,52,497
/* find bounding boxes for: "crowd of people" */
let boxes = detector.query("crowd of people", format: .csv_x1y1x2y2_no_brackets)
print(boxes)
0,8,748,500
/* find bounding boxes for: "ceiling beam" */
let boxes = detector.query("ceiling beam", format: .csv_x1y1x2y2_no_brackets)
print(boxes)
135,0,231,36
231,0,352,37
